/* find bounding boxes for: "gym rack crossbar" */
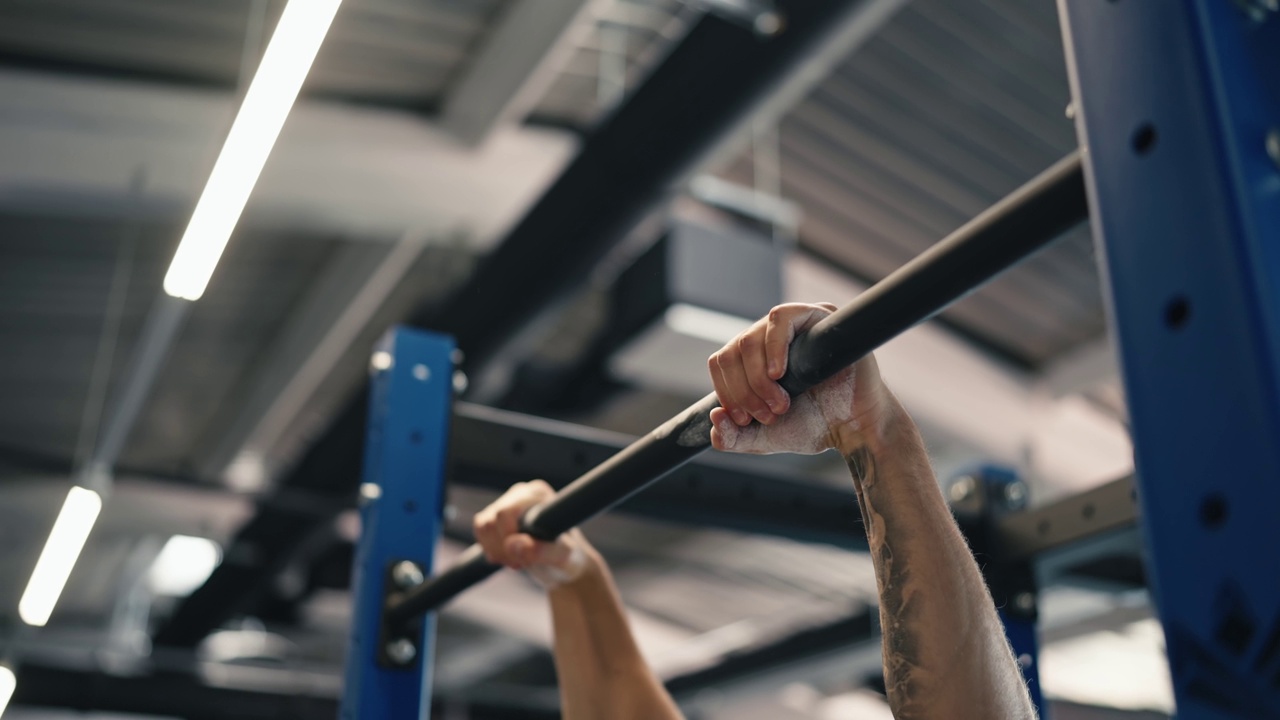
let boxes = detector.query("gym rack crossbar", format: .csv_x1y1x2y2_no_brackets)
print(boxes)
343,2,1280,716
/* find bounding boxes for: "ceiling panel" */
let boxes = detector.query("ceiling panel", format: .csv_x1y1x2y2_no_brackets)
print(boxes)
0,215,171,463
119,230,343,475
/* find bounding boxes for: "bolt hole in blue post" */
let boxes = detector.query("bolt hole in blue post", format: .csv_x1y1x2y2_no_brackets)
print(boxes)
341,328,455,718
1058,0,1280,716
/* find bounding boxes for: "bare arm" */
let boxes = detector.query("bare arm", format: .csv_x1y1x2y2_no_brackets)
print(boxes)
708,303,1035,720
473,482,684,720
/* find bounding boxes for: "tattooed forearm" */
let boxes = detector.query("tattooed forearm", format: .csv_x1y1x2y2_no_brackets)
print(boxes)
847,445,927,719
842,403,1036,720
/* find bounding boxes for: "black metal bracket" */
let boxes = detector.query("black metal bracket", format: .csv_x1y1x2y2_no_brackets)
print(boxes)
377,559,425,669
949,467,1040,621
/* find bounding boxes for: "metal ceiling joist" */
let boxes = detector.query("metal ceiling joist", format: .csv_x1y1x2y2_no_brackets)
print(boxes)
0,69,576,245
154,0,911,649
440,0,601,146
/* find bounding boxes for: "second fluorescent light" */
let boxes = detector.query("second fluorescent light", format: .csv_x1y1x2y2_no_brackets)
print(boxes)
163,0,344,301
0,666,15,718
18,486,103,627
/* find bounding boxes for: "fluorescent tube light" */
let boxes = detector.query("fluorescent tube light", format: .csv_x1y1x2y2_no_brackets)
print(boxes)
163,0,344,301
18,486,103,627
148,535,223,596
0,666,14,718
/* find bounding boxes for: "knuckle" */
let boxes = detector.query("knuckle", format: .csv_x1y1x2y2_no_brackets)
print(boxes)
496,507,519,528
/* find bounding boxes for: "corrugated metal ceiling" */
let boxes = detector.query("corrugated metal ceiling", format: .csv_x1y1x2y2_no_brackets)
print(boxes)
0,0,505,106
0,215,345,474
0,0,693,122
722,0,1104,365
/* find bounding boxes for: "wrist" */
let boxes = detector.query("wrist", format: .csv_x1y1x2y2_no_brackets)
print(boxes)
546,536,605,595
831,389,905,457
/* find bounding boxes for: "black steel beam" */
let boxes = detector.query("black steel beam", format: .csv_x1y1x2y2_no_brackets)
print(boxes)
388,152,1088,623
409,0,913,368
153,391,370,646
10,663,559,720
154,0,913,648
665,610,879,697
451,402,867,548
11,665,338,720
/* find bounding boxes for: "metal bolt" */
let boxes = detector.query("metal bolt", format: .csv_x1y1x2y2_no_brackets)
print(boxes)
451,348,465,366
948,475,977,504
391,560,424,590
412,364,430,382
1267,127,1280,171
453,370,469,395
385,638,417,665
1004,481,1028,509
359,482,381,506
1014,592,1036,614
370,351,393,372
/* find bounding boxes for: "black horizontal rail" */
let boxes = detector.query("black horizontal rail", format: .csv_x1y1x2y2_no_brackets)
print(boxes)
450,403,871,548
385,151,1089,627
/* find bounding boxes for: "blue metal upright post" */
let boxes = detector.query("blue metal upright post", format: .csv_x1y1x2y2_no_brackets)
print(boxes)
340,328,455,719
1058,2,1280,716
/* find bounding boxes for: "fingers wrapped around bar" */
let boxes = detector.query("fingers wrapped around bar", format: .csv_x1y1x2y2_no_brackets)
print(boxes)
472,480,590,589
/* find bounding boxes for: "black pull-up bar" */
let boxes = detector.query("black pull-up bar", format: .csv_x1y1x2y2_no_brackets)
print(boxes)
385,152,1088,628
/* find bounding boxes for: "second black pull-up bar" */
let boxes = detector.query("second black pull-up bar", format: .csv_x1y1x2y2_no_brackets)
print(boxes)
385,151,1088,629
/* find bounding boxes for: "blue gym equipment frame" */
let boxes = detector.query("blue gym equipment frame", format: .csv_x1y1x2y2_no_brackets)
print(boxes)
342,2,1279,717
1062,0,1280,716
340,331,454,719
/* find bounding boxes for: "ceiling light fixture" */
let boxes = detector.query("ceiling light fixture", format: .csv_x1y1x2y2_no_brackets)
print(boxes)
18,486,103,627
607,220,781,397
163,0,344,301
0,665,14,718
148,535,224,597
